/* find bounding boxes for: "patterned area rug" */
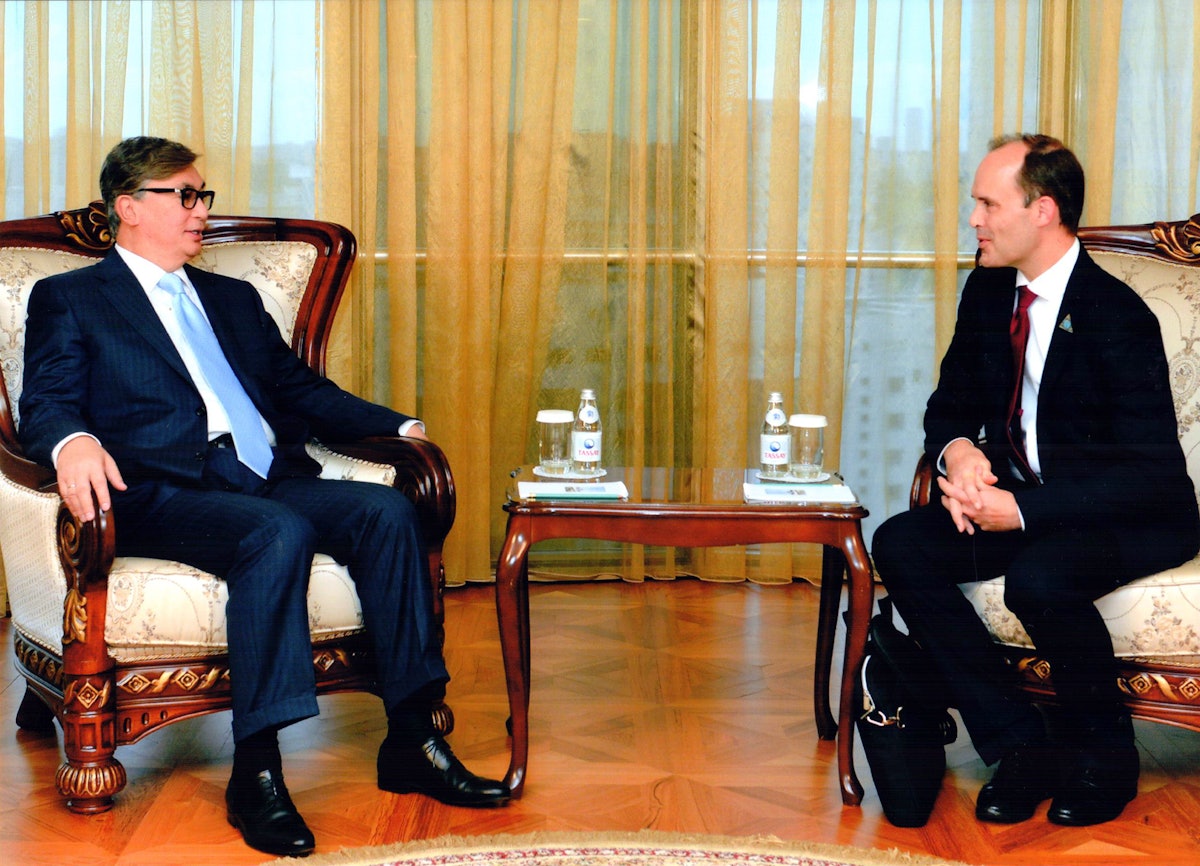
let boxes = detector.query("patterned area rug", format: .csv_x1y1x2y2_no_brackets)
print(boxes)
269,831,973,866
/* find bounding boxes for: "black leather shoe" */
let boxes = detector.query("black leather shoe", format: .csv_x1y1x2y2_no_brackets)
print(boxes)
976,744,1058,823
1048,744,1138,826
226,768,316,857
378,734,511,808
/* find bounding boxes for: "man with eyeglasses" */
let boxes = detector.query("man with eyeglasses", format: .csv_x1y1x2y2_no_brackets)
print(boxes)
18,136,509,858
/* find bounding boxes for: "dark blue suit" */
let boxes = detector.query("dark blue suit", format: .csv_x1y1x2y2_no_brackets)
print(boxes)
20,252,449,741
872,247,1200,762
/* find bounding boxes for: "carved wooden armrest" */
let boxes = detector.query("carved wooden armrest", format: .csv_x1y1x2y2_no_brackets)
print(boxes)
56,496,116,598
910,452,935,510
0,437,115,642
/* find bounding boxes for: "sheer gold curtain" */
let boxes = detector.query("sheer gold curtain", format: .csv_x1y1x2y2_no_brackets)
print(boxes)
316,0,382,395
18,0,263,215
5,0,1200,605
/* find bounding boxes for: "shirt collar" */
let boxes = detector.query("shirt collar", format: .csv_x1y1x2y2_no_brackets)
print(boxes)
114,244,190,295
1016,238,1080,305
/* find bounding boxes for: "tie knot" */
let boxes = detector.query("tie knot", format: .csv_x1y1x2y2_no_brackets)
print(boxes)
158,271,186,295
1017,285,1036,312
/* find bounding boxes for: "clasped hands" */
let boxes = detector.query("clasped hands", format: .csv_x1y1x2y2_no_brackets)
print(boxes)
938,439,1022,534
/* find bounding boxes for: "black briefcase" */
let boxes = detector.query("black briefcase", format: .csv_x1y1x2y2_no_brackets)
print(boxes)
853,596,957,828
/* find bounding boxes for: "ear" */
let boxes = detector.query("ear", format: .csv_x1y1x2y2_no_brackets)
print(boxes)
1031,194,1061,229
114,193,141,228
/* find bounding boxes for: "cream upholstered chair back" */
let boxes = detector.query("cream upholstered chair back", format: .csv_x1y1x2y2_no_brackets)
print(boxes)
0,248,96,430
1090,249,1200,485
2,202,456,815
910,213,1200,733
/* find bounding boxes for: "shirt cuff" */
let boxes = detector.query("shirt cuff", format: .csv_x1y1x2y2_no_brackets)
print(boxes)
935,437,974,475
399,419,425,437
51,432,100,468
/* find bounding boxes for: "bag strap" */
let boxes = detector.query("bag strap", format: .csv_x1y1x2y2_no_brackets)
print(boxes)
869,595,950,713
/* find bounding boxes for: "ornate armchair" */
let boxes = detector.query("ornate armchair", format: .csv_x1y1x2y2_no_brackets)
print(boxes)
1,202,455,814
909,212,1200,732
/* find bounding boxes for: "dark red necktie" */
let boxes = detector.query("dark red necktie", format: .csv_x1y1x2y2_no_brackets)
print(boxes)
1007,285,1037,481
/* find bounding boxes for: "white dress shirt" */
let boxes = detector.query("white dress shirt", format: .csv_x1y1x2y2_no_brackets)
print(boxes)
1015,238,1079,479
116,245,276,444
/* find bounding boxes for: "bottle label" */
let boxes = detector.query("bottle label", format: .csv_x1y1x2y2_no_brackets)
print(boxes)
764,407,787,427
760,434,789,466
578,405,600,425
573,430,602,462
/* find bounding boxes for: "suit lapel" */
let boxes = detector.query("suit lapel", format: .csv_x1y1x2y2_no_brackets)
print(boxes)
93,253,194,383
1038,250,1089,396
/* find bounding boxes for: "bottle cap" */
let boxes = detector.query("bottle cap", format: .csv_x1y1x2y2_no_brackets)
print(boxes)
768,391,783,401
581,388,596,399
789,413,827,427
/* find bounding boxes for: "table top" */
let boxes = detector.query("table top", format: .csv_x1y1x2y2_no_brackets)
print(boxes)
505,465,868,518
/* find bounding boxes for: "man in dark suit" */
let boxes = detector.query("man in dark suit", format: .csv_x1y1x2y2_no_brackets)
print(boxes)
19,137,509,858
872,135,1200,827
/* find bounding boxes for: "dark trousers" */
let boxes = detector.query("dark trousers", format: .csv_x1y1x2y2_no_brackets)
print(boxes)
113,443,449,742
871,501,1140,765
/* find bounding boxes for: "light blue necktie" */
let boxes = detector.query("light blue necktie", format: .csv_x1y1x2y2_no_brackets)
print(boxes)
159,271,274,478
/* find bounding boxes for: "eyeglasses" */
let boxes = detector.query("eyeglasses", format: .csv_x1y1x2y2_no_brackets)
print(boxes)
136,187,216,210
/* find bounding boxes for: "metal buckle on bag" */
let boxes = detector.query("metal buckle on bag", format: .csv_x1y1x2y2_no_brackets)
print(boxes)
860,658,901,727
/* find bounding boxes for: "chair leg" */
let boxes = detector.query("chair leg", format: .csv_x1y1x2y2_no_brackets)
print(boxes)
15,684,57,734
57,671,127,814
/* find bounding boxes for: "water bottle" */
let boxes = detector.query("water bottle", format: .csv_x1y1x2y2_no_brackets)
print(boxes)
572,388,603,475
760,391,789,477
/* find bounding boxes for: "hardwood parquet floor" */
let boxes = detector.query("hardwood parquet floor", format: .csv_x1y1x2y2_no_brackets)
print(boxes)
4,579,1200,866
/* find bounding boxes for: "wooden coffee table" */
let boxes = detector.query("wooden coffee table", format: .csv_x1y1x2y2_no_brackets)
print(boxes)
494,466,874,806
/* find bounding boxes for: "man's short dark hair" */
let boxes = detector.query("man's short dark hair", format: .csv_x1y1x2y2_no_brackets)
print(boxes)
989,133,1085,234
99,136,199,235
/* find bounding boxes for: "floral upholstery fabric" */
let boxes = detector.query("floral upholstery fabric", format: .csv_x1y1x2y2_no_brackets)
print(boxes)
0,241,381,661
967,250,1200,667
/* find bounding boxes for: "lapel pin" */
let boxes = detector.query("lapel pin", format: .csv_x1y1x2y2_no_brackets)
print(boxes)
1058,315,1073,333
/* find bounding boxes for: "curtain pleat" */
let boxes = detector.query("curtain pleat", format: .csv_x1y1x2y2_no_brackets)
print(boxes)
385,0,419,416
22,1,51,215
1076,0,1123,226
696,0,751,581
425,0,513,584
932,1,963,363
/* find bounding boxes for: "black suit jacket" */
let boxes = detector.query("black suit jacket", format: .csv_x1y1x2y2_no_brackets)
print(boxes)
925,246,1199,571
19,251,412,487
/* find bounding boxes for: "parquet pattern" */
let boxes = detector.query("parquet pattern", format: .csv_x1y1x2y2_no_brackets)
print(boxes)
4,580,1199,866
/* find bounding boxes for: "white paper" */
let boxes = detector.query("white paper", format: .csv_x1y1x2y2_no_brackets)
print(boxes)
517,481,629,500
742,481,857,504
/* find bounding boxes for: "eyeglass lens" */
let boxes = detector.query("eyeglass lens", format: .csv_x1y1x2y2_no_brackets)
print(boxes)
182,189,216,209
137,187,215,209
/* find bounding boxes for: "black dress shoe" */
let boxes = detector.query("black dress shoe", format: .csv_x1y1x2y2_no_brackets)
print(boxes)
226,768,316,857
976,744,1058,823
378,733,511,808
1048,743,1138,826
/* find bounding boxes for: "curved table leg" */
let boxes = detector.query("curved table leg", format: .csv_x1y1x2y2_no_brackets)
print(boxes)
813,545,843,740
836,525,874,806
495,515,533,797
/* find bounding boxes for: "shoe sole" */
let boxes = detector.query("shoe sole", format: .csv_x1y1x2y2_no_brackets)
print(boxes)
377,781,512,808
1046,790,1137,827
227,812,316,857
